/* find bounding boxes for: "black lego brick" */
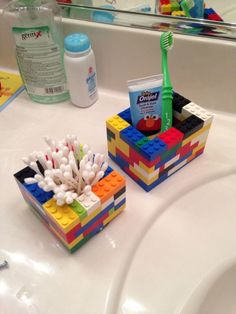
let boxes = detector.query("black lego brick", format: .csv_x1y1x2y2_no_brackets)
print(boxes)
173,92,191,113
14,166,36,184
114,186,126,200
174,115,204,139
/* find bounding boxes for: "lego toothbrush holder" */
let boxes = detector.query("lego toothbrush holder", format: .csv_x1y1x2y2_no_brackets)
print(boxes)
106,92,213,192
14,165,126,253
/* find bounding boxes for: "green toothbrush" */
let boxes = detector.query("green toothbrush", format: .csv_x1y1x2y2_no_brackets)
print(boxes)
181,0,195,17
160,31,174,132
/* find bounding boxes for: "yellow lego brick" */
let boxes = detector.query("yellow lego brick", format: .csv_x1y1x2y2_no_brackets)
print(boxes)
161,4,171,13
172,10,185,16
103,204,125,226
81,206,101,227
116,137,130,157
106,115,130,157
130,165,159,185
139,161,155,174
108,138,116,156
106,115,130,136
192,141,206,155
50,225,84,249
182,123,211,146
43,199,80,234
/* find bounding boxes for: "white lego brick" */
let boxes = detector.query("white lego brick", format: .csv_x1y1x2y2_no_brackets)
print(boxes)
164,154,180,169
102,196,114,211
114,192,125,207
77,191,101,215
134,163,160,180
168,159,188,176
182,102,214,126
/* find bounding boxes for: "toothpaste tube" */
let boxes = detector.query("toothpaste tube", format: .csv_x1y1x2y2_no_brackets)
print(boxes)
127,74,163,134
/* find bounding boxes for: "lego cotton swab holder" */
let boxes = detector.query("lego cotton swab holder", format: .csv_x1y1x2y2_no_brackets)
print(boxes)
14,136,126,253
106,92,213,192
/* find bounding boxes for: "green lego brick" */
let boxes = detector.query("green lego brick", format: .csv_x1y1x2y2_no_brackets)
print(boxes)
70,200,88,221
161,143,181,160
136,137,150,149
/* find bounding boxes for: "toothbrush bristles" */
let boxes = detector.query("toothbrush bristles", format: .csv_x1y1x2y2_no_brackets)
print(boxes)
161,31,174,50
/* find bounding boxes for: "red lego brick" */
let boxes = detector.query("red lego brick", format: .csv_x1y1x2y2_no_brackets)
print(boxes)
159,164,165,172
208,13,223,21
177,141,199,158
160,0,170,4
157,127,184,149
83,212,109,237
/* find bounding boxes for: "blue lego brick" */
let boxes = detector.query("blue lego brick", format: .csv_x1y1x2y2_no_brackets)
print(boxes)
117,108,132,124
90,223,104,236
115,197,126,210
108,152,130,169
120,125,145,148
204,8,214,15
23,183,54,204
103,201,115,213
138,137,167,161
103,165,113,177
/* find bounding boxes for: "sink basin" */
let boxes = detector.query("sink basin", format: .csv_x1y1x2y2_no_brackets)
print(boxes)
180,259,236,314
115,171,236,314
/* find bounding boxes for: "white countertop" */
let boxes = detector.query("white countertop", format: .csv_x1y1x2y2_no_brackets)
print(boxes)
0,88,236,314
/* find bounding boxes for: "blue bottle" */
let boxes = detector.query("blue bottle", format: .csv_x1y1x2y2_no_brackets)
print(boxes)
190,0,204,18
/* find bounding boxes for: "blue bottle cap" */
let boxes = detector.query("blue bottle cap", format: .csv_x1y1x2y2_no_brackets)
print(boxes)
64,33,91,53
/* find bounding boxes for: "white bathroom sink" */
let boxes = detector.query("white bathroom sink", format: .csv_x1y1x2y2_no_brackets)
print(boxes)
115,171,236,314
180,259,236,314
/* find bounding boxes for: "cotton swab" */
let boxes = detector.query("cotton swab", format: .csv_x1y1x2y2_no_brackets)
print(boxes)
23,135,109,205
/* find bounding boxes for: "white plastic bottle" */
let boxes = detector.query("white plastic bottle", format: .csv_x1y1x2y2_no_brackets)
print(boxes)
3,0,69,104
64,33,98,108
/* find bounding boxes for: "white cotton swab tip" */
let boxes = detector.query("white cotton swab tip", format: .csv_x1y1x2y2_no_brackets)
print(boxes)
24,177,37,184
